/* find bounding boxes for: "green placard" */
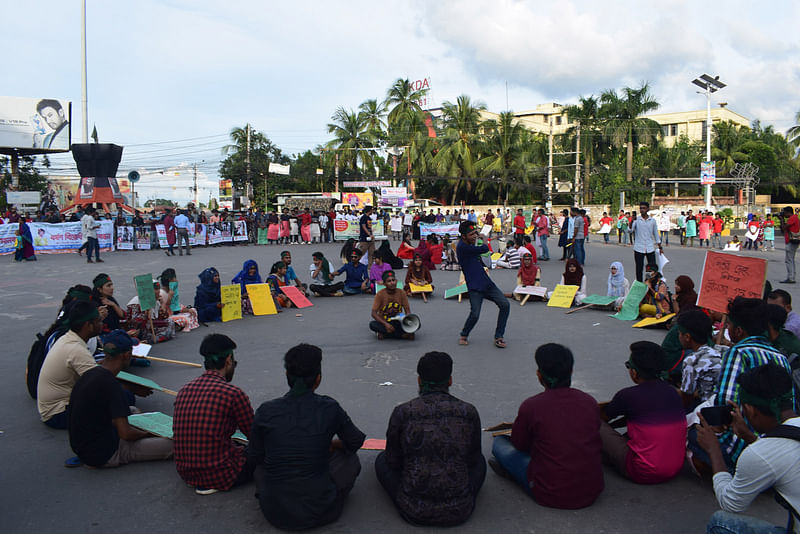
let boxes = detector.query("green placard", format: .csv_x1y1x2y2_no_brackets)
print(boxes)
444,284,469,299
134,273,156,311
610,281,648,321
129,412,174,439
581,294,619,306
375,280,404,293
257,227,269,245
117,370,163,392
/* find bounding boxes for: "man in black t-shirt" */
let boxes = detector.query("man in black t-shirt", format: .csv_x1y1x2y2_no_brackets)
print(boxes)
68,330,173,468
358,205,375,265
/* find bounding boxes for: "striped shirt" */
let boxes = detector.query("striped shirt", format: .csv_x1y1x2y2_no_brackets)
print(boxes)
715,336,792,461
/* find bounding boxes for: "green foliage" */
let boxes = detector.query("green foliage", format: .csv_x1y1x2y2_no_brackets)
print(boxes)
144,198,177,207
0,155,50,211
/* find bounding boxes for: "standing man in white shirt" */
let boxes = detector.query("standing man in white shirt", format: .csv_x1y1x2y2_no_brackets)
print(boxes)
174,209,192,256
81,207,103,263
630,201,661,282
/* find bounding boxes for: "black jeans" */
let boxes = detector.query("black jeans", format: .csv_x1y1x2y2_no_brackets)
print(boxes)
634,251,656,282
310,282,344,296
374,451,486,526
369,319,404,338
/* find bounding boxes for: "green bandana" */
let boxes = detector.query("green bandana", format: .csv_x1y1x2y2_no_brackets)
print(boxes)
69,307,99,326
204,349,233,364
420,379,449,393
93,275,111,289
739,389,793,421
67,288,91,302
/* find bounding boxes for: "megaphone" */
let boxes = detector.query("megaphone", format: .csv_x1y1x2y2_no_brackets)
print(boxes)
400,313,421,334
127,170,140,183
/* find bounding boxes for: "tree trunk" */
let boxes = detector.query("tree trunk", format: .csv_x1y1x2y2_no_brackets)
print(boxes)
450,180,460,205
584,157,592,202
626,141,633,182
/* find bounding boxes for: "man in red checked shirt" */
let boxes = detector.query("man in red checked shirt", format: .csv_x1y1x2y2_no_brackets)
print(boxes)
780,206,800,284
174,334,255,495
513,208,526,239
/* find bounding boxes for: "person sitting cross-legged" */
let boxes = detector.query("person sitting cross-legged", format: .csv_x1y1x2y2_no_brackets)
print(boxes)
173,334,255,495
599,341,686,484
249,343,366,531
370,270,413,340
698,364,800,534
333,249,370,295
68,330,173,468
490,343,604,508
375,351,485,526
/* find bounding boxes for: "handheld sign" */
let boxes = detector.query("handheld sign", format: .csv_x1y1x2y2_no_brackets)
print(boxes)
697,251,767,314
480,224,492,235
610,281,648,321
409,283,433,293
116,370,176,395
280,285,313,308
361,438,387,450
514,285,547,297
633,313,676,328
133,274,157,311
547,285,579,308
581,294,619,306
598,224,612,234
376,280,404,293
155,224,168,248
221,284,242,322
246,283,278,316
128,411,248,442
444,284,468,299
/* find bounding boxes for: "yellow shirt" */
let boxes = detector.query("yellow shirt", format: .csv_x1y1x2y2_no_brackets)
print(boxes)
37,330,96,421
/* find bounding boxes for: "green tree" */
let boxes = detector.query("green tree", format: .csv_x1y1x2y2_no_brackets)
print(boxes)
326,107,376,174
599,83,661,182
432,95,486,204
711,121,749,176
218,124,288,208
0,155,50,212
476,112,539,204
564,96,606,202
785,110,800,153
384,78,427,130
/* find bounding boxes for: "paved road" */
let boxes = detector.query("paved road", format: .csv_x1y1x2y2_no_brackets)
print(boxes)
1,238,793,533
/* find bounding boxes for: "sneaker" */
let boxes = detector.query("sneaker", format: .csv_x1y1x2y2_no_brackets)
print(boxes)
87,259,94,263
195,487,219,495
780,279,797,284
96,259,104,263
334,291,344,297
64,456,83,468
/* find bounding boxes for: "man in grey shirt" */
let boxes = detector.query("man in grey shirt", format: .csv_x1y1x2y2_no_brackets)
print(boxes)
631,201,661,282
570,206,585,265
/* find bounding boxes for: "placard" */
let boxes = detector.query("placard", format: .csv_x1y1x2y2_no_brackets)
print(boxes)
257,227,269,245
116,226,134,250
481,224,492,235
376,280,404,293
581,294,619,306
514,285,547,297
246,283,278,315
192,223,207,246
155,224,168,248
116,370,174,395
135,227,151,250
129,411,247,441
697,251,768,314
547,285,579,308
598,224,612,234
133,273,156,311
207,224,225,245
633,313,676,328
232,220,248,242
409,283,433,293
280,285,313,308
221,284,242,322
610,281,648,321
444,284,468,299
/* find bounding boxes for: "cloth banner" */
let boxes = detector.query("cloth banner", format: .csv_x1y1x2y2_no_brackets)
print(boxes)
231,221,248,242
0,220,114,255
697,251,767,314
420,223,460,238
332,219,385,241
207,224,225,245
117,226,135,250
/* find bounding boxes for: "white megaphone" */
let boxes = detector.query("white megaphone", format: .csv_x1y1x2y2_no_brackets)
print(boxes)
400,313,421,334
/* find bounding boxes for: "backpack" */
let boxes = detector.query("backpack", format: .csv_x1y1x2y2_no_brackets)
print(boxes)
762,424,800,531
25,333,48,399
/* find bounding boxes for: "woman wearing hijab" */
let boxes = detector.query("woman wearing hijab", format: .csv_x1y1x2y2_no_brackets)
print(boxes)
159,268,199,331
194,267,222,322
18,218,36,261
512,249,541,301
413,237,435,271
672,275,697,316
607,261,630,309
405,252,434,300
232,259,262,315
547,258,587,305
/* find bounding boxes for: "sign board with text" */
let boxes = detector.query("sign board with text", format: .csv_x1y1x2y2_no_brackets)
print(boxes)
697,251,767,314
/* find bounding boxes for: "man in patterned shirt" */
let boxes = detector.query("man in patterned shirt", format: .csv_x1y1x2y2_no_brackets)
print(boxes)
375,351,485,525
173,334,254,495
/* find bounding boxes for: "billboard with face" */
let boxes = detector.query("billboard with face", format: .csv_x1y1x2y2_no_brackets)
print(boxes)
0,96,72,152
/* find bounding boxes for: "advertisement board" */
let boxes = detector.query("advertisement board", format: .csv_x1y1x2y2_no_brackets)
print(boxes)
219,179,233,209
341,192,373,210
6,191,41,205
332,219,385,241
701,161,716,185
0,96,71,151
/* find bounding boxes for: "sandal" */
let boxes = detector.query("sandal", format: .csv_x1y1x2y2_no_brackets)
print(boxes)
458,337,469,346
494,338,506,349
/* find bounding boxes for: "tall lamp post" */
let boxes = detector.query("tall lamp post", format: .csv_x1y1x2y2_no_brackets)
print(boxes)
691,74,725,211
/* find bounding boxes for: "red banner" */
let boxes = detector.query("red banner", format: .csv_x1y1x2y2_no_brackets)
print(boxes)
697,251,767,314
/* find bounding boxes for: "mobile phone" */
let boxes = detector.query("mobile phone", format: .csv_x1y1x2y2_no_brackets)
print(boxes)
701,405,733,426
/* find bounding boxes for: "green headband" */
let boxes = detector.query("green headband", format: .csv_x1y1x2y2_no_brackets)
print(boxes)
420,379,449,393
539,372,561,388
204,348,233,364
287,374,312,397
739,389,793,421
69,308,99,326
93,275,111,289
67,289,92,302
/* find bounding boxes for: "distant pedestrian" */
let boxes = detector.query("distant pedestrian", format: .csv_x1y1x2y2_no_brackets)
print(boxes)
630,202,661,282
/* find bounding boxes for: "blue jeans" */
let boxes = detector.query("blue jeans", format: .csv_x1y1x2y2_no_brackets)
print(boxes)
707,510,786,534
85,236,100,260
342,285,364,295
539,235,549,259
460,283,510,340
573,239,585,265
491,436,532,495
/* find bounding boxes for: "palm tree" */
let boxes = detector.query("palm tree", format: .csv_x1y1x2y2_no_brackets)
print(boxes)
384,78,427,129
433,95,486,204
358,99,387,142
711,121,748,176
564,96,604,201
787,110,800,154
599,83,661,182
326,107,373,173
476,112,530,204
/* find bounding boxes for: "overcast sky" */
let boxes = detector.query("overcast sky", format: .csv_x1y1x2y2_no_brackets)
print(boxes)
5,1,799,201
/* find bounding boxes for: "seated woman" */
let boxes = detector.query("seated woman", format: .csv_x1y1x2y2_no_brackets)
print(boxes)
309,251,344,297
376,240,404,270
126,280,175,344
232,259,262,315
547,259,587,306
397,235,415,261
159,268,199,332
405,253,433,301
413,236,436,270
369,255,392,293
194,267,222,323
91,273,126,335
672,275,697,316
607,261,630,310
267,261,292,310
427,234,443,267
339,238,357,265
512,250,541,301
639,265,672,319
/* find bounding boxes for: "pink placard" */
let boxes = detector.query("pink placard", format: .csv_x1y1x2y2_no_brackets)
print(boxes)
280,285,313,308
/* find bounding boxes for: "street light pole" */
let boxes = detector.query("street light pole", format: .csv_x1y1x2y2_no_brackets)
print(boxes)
80,0,89,143
692,74,725,212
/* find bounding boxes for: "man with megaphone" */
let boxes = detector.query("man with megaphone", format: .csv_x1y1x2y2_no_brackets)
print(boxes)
370,270,415,340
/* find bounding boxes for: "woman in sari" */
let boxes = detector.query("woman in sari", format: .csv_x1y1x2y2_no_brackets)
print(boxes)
194,267,222,322
18,218,36,261
405,253,433,300
267,261,292,310
639,265,672,319
267,212,280,244
557,209,570,260
698,215,711,247
159,268,199,331
512,249,541,301
125,280,175,344
232,259,262,315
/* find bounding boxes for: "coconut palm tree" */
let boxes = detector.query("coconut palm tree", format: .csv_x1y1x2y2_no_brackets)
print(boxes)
326,107,373,173
476,112,533,204
599,83,661,182
433,95,486,204
711,121,748,176
787,110,800,154
384,78,427,128
358,99,387,141
564,96,605,202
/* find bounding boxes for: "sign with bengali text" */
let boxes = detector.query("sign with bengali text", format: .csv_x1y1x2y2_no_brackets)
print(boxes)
697,251,767,314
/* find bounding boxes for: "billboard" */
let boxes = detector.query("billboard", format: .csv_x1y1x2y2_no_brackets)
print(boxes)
0,96,71,151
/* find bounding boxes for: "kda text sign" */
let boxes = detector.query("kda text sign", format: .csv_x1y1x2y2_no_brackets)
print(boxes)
697,251,767,314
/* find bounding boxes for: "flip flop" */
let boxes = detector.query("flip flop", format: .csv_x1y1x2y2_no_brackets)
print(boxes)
64,456,83,468
458,337,469,346
494,338,506,349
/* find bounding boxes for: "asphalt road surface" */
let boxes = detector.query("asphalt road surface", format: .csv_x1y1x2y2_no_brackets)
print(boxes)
1,237,794,533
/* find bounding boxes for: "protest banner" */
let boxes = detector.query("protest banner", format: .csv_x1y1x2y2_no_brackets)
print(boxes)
610,281,648,320
547,285,579,308
0,220,114,254
598,224,612,234
116,370,176,395
581,294,619,306
133,274,157,311
280,285,313,308
190,223,206,246
232,221,248,242
633,313,676,328
116,226,134,250
333,219,385,241
444,284,468,299
221,284,242,322
207,224,225,245
246,283,277,315
135,227,151,250
155,224,168,248
221,223,233,242
514,286,547,297
697,251,767,314
419,223,460,238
